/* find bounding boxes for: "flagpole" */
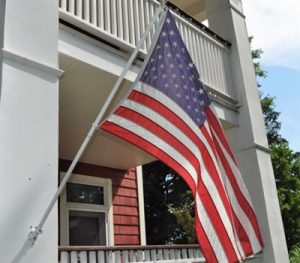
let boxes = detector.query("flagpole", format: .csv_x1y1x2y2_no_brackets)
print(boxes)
12,6,165,263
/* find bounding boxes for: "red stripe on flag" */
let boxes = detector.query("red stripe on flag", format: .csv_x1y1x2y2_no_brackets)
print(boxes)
114,106,201,175
101,121,196,194
205,107,237,165
233,214,254,257
129,91,250,256
210,130,264,247
111,98,240,261
196,182,239,262
101,121,218,259
201,125,254,256
194,207,218,263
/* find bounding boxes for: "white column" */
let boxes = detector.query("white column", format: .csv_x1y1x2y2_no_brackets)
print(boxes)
204,0,289,262
136,166,147,245
0,1,62,262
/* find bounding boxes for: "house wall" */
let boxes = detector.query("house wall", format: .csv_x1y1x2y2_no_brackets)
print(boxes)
0,1,61,262
60,160,142,245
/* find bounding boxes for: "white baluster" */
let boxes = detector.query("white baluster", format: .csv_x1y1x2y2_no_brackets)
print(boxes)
89,251,97,263
175,249,181,259
70,251,77,263
123,250,129,263
191,30,200,73
128,0,135,45
115,0,123,39
151,249,157,261
98,251,105,262
111,0,117,36
169,249,175,260
182,248,188,259
137,250,143,261
129,250,135,262
182,22,188,44
163,248,169,260
75,0,82,18
104,0,111,32
149,1,155,40
210,44,219,90
133,0,141,47
83,0,90,22
139,0,146,52
123,0,129,43
188,248,194,259
157,249,163,260
204,39,213,87
144,0,151,49
223,50,234,97
216,47,226,94
115,250,121,263
91,0,97,26
60,251,69,263
79,251,88,263
60,0,67,11
69,0,75,14
196,33,207,82
144,250,151,261
98,0,104,29
106,250,113,263
188,28,197,65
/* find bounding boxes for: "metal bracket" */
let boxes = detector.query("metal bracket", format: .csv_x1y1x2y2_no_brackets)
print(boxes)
11,226,43,263
28,226,43,245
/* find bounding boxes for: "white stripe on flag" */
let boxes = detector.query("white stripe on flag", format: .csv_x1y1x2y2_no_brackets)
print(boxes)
210,127,262,252
121,98,242,257
106,113,228,260
195,193,229,263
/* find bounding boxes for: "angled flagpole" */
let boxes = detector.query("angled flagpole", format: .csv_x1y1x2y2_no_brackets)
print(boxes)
12,4,167,263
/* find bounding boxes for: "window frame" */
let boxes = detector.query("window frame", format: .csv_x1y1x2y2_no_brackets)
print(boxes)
59,172,114,246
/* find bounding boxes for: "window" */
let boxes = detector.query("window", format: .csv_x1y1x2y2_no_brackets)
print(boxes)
69,210,106,245
67,183,104,205
59,173,114,246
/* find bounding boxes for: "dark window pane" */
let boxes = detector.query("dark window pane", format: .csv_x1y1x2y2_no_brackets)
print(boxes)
69,211,106,246
67,183,104,205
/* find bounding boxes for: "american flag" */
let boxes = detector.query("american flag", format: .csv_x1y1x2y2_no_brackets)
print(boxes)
101,10,263,263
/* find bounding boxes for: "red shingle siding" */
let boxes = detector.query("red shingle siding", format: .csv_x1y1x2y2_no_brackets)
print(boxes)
114,235,140,245
59,160,140,245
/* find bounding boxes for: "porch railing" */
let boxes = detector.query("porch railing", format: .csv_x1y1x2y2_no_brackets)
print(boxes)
58,0,236,100
59,244,205,263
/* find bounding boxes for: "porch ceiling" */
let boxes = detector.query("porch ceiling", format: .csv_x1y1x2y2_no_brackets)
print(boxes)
59,54,155,170
169,0,207,22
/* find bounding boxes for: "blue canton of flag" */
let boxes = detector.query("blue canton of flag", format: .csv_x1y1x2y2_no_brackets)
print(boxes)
141,14,211,127
101,10,263,263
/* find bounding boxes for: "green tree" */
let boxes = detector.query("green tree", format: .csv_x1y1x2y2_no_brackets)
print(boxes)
142,161,193,244
289,244,300,263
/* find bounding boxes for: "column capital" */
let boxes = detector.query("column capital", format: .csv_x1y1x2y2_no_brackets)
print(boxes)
205,0,245,20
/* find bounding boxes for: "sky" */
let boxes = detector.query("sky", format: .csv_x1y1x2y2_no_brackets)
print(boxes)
242,0,300,152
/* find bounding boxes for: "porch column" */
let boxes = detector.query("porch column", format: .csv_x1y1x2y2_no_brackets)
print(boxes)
204,0,289,262
0,1,62,262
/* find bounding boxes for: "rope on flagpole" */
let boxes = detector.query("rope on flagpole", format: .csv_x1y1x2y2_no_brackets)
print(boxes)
12,5,165,263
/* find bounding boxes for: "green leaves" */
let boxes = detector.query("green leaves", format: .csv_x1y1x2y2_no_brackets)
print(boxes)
290,244,300,263
143,161,194,244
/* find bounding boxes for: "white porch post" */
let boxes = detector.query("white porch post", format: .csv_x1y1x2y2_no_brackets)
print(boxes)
136,166,147,245
204,0,288,262
0,1,61,262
